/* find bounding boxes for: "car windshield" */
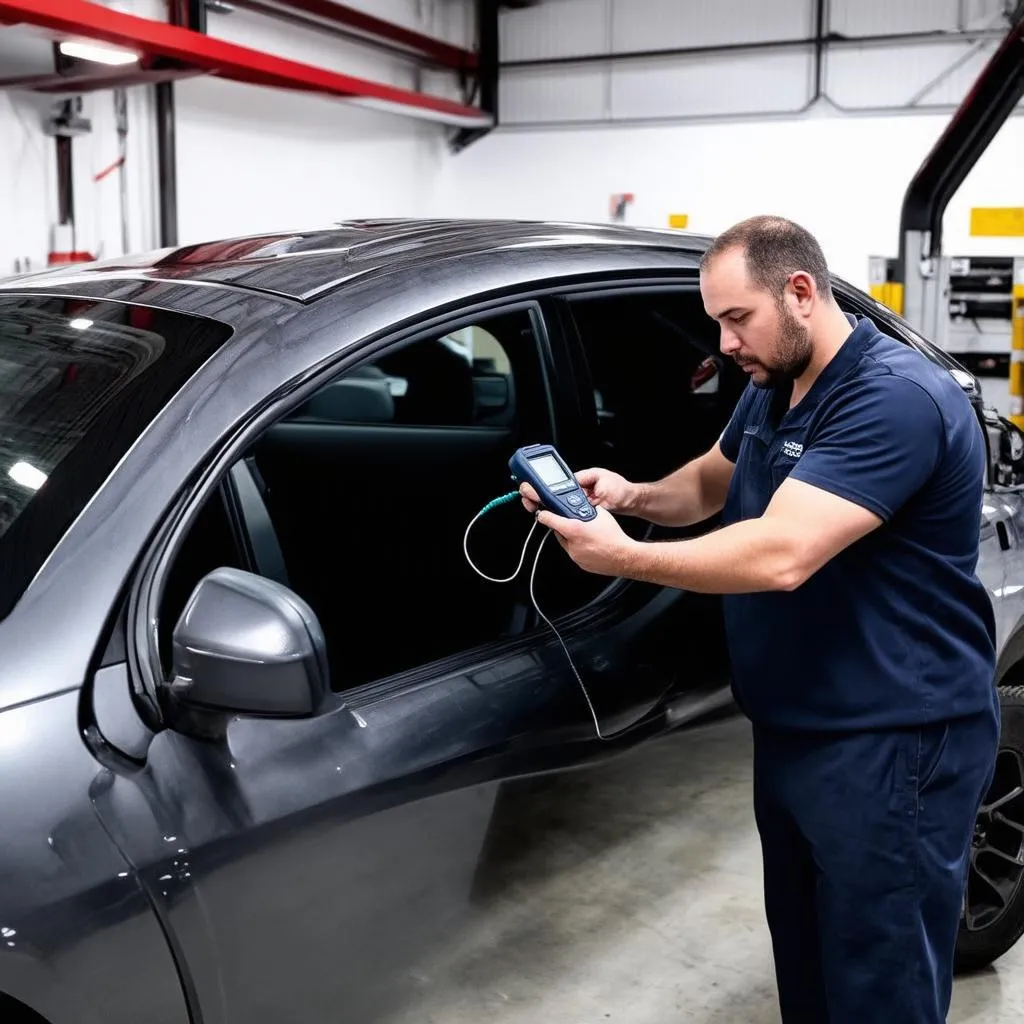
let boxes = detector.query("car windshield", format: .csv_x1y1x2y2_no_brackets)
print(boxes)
0,294,232,619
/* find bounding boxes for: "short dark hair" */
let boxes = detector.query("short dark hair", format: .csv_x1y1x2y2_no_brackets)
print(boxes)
699,215,833,302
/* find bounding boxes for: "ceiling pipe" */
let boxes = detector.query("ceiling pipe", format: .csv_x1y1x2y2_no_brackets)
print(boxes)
0,0,491,127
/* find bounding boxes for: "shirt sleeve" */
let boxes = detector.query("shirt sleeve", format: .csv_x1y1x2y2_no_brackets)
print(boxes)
717,383,756,464
788,374,945,521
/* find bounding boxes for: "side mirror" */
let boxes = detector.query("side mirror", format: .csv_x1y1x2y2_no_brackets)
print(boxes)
997,419,1024,488
949,367,981,399
169,567,329,717
984,409,1024,489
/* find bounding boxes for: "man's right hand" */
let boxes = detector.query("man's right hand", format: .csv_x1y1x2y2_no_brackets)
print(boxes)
520,467,639,516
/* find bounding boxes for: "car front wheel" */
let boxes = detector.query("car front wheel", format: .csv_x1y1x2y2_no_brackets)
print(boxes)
955,685,1024,974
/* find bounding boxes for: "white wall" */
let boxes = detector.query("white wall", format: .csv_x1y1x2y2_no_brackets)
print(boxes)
0,91,52,276
174,0,469,243
432,109,1024,291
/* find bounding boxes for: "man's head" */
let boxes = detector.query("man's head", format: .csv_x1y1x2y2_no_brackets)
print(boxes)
699,215,835,389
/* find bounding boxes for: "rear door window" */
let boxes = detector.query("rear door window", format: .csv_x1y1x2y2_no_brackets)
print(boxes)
0,294,232,619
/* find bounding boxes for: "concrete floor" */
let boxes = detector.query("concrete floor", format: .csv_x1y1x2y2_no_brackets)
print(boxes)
393,714,1024,1023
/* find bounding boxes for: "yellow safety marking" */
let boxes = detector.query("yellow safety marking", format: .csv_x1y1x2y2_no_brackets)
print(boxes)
970,208,1024,237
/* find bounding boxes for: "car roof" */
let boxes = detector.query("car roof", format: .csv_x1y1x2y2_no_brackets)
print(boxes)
0,219,714,304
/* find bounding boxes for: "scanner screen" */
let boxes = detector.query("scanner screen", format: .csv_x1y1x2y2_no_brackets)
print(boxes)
530,454,571,487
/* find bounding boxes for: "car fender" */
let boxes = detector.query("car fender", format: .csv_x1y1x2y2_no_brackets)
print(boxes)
0,691,189,1024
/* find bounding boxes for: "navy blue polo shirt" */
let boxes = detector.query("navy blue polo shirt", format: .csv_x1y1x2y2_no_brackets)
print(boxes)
718,313,997,732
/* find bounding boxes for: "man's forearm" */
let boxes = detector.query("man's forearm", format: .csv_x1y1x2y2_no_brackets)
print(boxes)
619,517,806,594
630,461,717,527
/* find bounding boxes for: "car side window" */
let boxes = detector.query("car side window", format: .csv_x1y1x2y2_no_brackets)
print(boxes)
286,320,527,431
565,289,747,484
156,305,561,693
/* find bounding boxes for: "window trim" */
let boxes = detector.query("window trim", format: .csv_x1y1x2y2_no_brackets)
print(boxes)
127,295,572,723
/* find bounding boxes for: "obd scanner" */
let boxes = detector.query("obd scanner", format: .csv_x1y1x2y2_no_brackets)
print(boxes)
509,444,596,521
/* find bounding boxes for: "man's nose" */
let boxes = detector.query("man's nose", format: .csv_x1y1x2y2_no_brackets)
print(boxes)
720,327,740,354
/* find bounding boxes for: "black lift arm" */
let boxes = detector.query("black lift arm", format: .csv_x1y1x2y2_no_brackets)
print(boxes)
896,5,1024,334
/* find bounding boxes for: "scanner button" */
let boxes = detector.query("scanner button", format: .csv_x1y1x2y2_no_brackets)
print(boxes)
577,506,594,518
566,493,583,506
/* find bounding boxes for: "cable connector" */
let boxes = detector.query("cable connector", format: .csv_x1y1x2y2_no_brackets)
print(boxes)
476,491,520,516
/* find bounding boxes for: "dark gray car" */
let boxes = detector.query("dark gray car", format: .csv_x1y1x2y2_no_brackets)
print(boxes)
0,220,1022,1024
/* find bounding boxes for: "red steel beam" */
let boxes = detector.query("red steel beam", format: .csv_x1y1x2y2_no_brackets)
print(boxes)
229,0,477,72
0,0,490,127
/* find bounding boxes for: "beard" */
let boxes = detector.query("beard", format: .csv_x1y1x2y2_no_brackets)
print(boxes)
743,302,813,389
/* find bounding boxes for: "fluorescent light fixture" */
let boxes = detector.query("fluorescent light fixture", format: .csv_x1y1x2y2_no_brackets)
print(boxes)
59,40,140,66
69,318,93,331
8,461,47,492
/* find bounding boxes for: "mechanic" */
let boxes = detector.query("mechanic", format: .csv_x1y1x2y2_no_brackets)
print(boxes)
520,215,1001,1024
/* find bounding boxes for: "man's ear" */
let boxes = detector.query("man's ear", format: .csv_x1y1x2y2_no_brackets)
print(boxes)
787,270,816,313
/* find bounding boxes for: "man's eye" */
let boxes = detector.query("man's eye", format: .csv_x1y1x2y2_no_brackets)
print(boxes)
732,313,748,324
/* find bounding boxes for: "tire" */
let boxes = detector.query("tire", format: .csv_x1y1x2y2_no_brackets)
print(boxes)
954,685,1024,974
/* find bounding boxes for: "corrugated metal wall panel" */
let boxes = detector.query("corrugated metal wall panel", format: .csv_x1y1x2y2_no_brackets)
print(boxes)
502,49,814,125
496,0,1018,125
500,0,611,62
610,0,811,52
501,65,610,123
829,0,1006,37
827,38,1003,109
611,50,813,121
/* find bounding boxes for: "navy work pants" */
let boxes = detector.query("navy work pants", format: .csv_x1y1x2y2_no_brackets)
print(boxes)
752,707,999,1023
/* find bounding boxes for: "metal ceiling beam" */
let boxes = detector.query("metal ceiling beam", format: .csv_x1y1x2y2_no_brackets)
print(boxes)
0,0,491,128
226,0,477,72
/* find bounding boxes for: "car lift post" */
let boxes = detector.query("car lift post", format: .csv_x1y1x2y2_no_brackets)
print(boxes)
892,7,1024,420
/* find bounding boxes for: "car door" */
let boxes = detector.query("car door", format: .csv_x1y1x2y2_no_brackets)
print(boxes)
537,281,747,720
90,294,689,1024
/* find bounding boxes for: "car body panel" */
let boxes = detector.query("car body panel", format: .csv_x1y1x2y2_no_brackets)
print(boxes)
0,689,189,1024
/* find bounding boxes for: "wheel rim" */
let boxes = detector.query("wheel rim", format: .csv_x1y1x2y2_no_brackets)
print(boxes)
965,747,1024,932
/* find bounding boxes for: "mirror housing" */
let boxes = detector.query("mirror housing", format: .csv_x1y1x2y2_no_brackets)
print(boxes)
996,417,1024,488
169,567,329,717
983,406,1024,489
949,367,981,400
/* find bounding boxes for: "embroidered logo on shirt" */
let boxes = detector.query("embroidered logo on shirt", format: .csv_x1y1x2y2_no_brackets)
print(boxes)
781,440,804,459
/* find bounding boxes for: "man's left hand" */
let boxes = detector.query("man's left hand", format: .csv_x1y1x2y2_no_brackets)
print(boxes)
536,506,637,577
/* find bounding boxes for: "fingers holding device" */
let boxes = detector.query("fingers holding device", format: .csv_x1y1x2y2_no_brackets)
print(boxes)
510,444,597,521
464,443,635,743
